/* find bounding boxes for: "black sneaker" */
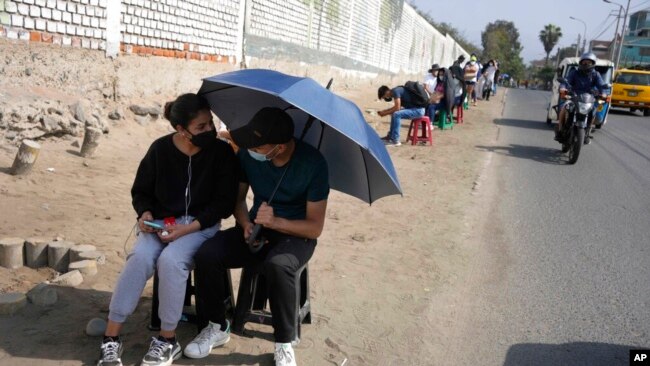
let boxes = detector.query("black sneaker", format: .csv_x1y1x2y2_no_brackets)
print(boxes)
584,137,591,145
380,134,391,141
141,337,181,366
97,339,123,366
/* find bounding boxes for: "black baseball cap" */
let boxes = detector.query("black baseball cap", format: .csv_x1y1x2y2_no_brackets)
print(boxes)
229,107,295,149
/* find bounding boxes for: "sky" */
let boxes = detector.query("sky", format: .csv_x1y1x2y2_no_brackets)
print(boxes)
411,0,650,63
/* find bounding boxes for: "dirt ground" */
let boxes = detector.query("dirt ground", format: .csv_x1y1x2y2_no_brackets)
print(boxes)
0,39,504,366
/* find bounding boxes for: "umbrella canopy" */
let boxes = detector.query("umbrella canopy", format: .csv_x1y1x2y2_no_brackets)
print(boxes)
198,69,402,204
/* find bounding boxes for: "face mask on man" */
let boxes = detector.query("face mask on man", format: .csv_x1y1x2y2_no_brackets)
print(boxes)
248,144,280,161
187,128,216,148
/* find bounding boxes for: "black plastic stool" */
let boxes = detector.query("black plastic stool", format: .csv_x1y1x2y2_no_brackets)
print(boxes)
232,263,311,344
149,270,235,331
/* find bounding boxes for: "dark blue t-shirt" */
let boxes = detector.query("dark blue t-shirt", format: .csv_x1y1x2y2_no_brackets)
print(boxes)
391,86,417,109
238,139,330,221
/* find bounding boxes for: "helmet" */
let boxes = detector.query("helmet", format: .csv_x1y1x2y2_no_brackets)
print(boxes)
579,52,597,72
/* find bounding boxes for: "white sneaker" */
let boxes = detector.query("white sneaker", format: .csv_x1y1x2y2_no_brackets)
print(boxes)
274,343,297,366
183,320,230,359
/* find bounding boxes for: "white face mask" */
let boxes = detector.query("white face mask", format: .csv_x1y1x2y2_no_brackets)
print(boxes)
248,144,279,161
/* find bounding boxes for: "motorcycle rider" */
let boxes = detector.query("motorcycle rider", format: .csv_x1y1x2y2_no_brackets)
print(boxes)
556,52,607,145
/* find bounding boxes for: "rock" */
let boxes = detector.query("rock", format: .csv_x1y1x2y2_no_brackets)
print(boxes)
129,104,150,116
350,233,365,242
134,114,150,126
68,260,98,276
48,241,73,273
50,270,83,287
85,317,107,336
108,110,121,120
0,237,25,269
146,104,162,118
0,293,27,315
86,115,109,133
70,244,97,262
71,140,80,148
25,68,32,76
70,100,91,124
47,107,64,116
40,115,59,132
24,237,50,268
26,283,57,306
77,250,106,265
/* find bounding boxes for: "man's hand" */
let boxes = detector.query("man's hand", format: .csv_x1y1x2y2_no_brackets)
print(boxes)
378,110,387,117
254,202,277,229
138,211,156,233
242,221,254,241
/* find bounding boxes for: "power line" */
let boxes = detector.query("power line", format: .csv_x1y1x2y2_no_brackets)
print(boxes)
592,16,617,41
588,14,612,40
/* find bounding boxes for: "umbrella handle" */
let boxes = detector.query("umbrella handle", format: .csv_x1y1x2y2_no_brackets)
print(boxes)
246,224,265,253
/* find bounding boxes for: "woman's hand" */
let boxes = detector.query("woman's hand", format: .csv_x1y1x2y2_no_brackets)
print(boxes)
138,211,156,233
157,223,193,243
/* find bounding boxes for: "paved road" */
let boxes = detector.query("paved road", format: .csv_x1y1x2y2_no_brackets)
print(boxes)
454,88,650,365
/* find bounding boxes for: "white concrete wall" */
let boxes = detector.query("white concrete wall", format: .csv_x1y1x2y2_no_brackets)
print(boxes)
0,0,468,74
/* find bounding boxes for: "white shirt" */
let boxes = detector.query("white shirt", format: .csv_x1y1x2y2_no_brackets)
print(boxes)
423,74,437,96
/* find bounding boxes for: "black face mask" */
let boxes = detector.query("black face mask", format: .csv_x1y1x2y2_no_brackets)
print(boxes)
188,128,217,148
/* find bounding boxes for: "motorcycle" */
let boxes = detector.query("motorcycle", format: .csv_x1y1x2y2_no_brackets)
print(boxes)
556,78,607,164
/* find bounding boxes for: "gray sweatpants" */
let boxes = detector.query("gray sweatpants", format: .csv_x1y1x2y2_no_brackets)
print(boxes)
108,217,219,331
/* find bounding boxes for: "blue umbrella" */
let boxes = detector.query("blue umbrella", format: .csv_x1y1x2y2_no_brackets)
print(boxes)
198,68,402,204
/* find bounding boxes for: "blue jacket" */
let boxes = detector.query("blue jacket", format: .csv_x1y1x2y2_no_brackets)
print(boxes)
561,69,606,95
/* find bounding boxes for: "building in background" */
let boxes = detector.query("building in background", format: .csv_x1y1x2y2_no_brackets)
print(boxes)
589,39,612,59
619,9,650,66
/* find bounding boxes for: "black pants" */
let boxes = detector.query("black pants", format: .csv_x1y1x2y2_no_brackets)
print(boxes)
193,226,316,343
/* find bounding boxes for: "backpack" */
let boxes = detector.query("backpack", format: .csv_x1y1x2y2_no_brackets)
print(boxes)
403,81,429,108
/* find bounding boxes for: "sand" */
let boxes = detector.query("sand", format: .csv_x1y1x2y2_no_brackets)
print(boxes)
0,39,504,366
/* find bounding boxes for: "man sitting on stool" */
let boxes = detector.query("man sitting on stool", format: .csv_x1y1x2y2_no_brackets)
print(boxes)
185,107,330,366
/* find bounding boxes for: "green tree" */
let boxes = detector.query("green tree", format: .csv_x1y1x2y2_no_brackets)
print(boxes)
481,20,525,79
536,65,556,86
539,24,563,65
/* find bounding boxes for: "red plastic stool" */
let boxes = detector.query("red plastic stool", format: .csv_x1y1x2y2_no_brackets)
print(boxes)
455,104,464,124
406,116,433,146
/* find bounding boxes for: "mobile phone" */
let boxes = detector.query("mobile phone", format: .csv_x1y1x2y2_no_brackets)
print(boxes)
143,220,164,230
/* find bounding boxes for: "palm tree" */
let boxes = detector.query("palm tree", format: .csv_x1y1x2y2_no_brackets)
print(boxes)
539,24,563,65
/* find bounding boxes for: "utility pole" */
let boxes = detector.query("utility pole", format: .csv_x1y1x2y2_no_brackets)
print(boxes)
575,34,581,57
604,0,632,69
616,0,632,69
611,7,622,60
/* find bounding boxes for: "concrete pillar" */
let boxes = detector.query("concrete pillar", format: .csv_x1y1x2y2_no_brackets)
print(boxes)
105,0,120,58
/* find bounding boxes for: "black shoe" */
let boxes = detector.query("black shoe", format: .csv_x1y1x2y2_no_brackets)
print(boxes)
97,339,123,366
584,138,591,145
141,337,181,366
380,135,391,141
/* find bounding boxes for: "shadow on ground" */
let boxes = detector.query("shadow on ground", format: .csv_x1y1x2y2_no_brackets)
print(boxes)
476,144,566,165
0,285,272,365
494,118,554,131
503,341,637,366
